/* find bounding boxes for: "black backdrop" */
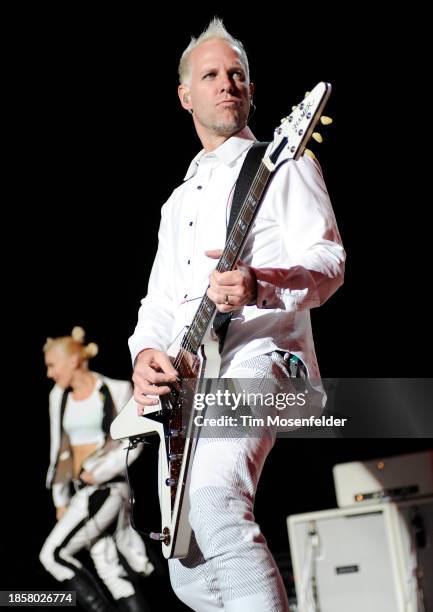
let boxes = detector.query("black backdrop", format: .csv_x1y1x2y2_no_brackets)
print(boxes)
3,6,431,609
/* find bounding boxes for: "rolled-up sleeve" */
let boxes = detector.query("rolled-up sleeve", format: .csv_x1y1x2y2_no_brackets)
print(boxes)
252,154,345,311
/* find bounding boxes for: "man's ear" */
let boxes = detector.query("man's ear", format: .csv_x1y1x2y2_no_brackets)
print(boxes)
249,82,255,99
178,85,192,112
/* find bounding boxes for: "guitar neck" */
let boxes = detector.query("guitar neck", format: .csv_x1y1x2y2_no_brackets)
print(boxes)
180,159,273,356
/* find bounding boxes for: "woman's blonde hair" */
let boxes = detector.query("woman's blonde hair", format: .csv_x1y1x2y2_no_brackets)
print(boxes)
43,326,99,362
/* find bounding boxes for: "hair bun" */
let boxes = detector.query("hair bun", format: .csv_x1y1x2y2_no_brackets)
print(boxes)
71,326,85,343
85,342,99,358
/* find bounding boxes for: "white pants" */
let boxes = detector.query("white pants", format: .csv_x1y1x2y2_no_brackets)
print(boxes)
40,482,138,600
168,352,291,611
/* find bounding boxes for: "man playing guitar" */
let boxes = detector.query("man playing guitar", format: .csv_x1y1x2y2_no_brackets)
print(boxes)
129,18,345,612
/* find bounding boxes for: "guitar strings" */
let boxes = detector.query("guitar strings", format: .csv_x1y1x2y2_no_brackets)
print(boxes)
174,161,269,367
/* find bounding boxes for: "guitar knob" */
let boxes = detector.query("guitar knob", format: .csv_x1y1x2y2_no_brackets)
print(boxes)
320,115,333,125
149,532,168,541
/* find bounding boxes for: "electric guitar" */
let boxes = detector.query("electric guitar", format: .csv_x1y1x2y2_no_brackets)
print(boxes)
111,82,332,559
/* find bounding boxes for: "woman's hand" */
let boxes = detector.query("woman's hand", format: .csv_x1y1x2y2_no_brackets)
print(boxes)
80,470,96,485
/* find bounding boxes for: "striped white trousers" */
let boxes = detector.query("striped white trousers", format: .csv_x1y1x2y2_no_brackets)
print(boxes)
169,352,292,611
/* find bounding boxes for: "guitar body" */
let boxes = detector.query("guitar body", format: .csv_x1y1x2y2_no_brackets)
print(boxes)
111,324,221,559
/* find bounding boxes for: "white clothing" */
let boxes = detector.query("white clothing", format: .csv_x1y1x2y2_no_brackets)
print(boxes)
46,373,137,508
63,388,104,446
129,136,345,379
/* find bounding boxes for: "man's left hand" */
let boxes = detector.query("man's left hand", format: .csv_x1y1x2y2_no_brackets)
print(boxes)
205,249,257,312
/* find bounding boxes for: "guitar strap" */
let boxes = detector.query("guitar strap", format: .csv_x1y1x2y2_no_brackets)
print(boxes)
213,141,270,351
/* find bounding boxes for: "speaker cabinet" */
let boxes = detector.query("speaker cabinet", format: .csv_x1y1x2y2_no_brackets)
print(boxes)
288,498,433,611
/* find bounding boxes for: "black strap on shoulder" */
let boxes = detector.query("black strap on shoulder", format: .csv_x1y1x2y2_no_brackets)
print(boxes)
227,141,269,235
59,387,71,439
213,142,269,350
99,382,115,438
52,387,72,475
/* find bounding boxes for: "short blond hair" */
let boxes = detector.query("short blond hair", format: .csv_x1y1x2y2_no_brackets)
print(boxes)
43,326,98,362
178,17,250,86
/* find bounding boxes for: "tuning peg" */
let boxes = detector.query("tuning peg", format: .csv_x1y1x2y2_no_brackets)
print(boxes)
304,91,310,97
320,115,333,125
305,149,316,160
292,105,298,111
312,132,323,143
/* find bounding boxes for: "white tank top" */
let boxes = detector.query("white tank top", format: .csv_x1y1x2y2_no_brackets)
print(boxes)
63,386,105,446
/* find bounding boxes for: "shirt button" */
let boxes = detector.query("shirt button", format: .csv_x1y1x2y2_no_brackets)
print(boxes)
187,260,190,264
197,185,202,190
189,221,193,226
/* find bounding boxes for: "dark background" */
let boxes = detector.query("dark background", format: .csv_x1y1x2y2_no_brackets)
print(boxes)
3,5,431,609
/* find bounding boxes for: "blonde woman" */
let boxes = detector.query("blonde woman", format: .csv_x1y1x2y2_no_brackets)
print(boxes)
39,327,152,612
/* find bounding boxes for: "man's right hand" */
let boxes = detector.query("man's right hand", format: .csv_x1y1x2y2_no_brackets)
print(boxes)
132,349,178,415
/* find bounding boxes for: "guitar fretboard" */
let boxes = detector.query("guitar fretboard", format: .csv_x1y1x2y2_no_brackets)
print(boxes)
180,160,273,356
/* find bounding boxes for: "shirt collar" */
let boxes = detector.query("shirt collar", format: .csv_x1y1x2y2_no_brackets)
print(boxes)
183,136,256,181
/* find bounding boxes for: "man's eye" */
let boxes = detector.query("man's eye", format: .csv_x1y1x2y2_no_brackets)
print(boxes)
204,72,216,79
232,71,244,80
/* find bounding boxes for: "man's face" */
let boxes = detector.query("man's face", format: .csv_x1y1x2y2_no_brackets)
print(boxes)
185,39,252,139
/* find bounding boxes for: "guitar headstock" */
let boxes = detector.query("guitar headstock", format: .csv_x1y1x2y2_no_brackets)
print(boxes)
264,82,332,170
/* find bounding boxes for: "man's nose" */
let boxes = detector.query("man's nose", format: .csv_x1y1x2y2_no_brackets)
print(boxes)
219,73,234,93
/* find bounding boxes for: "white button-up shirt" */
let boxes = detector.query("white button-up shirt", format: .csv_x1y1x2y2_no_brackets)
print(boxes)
129,136,345,378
